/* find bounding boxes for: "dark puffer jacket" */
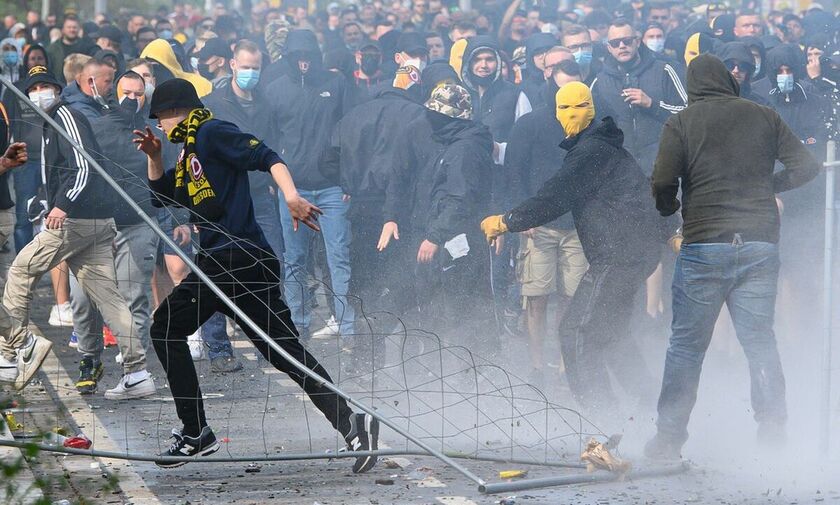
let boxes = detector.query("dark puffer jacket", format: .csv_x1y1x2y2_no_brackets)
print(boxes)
505,117,663,265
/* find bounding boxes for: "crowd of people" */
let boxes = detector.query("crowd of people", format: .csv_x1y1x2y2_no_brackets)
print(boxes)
0,0,835,464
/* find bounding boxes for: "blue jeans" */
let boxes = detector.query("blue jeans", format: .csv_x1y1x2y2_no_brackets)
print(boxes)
253,194,284,259
278,186,354,335
655,240,786,443
12,160,41,252
202,312,232,360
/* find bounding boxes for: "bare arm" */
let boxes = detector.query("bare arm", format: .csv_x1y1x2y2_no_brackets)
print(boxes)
497,0,524,41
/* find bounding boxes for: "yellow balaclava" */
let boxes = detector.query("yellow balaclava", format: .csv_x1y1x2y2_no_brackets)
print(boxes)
449,38,468,76
555,82,595,138
684,33,701,67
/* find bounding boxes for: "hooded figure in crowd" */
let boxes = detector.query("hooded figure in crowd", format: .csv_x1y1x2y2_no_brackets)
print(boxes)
516,32,557,112
739,36,767,81
265,29,356,339
460,36,518,145
647,54,820,460
140,38,212,96
411,82,494,340
482,82,666,414
0,38,23,84
763,43,829,156
715,41,767,105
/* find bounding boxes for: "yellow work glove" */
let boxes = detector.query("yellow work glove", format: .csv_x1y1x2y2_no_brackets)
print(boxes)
480,214,508,243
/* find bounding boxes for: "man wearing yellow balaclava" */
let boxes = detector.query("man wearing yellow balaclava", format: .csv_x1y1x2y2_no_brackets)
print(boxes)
480,80,667,412
554,81,596,137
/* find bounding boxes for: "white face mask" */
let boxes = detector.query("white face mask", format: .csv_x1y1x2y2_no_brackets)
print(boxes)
144,82,155,102
29,88,57,110
402,57,426,72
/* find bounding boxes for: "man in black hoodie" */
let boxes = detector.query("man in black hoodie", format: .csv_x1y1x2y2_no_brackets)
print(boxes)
591,18,687,175
516,32,558,113
482,82,664,415
265,29,355,339
648,54,819,459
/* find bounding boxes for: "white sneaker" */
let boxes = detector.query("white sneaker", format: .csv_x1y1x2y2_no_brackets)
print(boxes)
104,370,156,400
312,316,341,339
187,330,205,361
15,333,53,390
48,302,74,327
115,352,123,364
0,354,17,383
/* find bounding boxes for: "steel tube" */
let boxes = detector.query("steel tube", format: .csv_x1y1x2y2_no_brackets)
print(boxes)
822,140,836,453
478,461,691,494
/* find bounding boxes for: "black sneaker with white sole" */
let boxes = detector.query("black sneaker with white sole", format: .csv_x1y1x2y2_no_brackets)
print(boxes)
344,413,380,473
155,426,220,468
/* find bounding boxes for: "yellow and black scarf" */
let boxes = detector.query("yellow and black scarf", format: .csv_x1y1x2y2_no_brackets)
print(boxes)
168,108,224,222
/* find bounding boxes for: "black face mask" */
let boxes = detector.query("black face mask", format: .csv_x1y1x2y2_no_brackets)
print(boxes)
197,63,214,80
360,54,381,76
470,73,495,88
119,98,139,115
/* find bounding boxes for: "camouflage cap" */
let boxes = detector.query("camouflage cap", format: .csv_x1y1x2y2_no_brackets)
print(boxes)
425,82,472,120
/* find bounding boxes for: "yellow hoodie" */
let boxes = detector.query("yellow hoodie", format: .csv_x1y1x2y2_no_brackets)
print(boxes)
449,39,468,77
140,39,213,97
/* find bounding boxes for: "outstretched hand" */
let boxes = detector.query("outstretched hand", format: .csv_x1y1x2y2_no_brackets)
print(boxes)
0,142,27,170
132,126,162,157
286,193,323,231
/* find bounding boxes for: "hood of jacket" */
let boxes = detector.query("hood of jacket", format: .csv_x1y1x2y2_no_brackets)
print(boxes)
523,32,557,80
561,116,624,151
426,108,493,147
712,14,736,43
686,53,739,105
460,35,502,92
61,80,95,105
141,39,212,96
420,61,460,102
22,43,48,73
715,41,756,93
765,43,806,82
283,29,325,82
738,36,766,77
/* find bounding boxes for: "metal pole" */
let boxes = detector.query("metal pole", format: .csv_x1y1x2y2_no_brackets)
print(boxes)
41,0,50,21
478,461,690,494
822,140,837,454
0,76,485,488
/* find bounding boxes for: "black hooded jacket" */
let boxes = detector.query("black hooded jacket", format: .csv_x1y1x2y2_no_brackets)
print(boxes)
505,117,663,265
763,43,829,152
591,44,687,174
738,36,766,80
517,33,557,110
324,87,431,224
652,54,819,244
714,41,768,105
410,112,494,246
460,36,519,143
506,78,574,230
264,30,349,190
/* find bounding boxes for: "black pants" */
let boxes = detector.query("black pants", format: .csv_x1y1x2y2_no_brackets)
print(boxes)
150,248,353,437
561,258,658,413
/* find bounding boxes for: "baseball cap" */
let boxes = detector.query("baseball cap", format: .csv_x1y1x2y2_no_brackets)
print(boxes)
198,37,233,61
149,78,204,119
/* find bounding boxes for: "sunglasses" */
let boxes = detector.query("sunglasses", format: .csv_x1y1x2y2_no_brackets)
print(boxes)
607,36,636,48
725,60,753,71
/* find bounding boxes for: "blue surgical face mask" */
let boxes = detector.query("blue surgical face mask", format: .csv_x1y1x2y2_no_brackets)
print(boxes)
645,38,665,53
3,51,18,66
573,49,593,67
190,56,198,70
776,73,794,93
753,59,761,78
159,29,173,40
235,68,260,90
